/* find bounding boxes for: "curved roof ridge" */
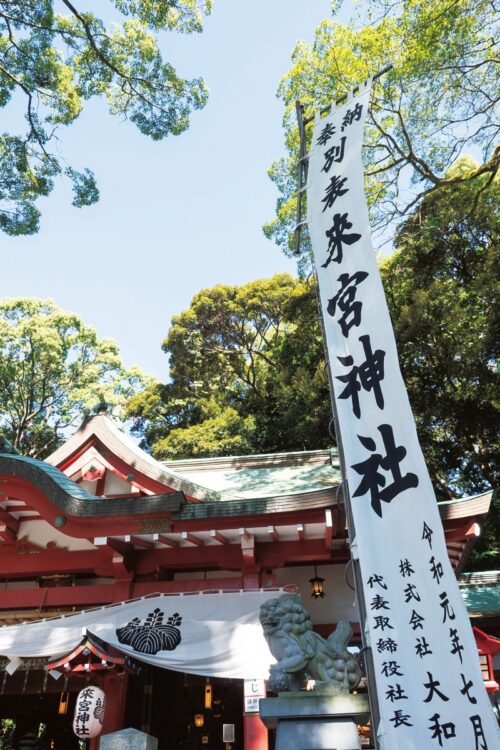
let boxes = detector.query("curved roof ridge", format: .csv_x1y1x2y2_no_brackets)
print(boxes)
45,414,243,503
0,453,183,517
438,489,494,506
163,447,339,470
0,453,99,502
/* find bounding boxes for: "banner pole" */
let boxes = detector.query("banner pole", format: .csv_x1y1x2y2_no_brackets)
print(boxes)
295,87,386,747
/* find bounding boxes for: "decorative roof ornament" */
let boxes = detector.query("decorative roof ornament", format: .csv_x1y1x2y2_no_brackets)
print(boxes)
0,433,21,455
81,394,124,429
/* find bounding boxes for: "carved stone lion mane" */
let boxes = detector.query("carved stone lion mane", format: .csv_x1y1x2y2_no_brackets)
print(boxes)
259,593,361,693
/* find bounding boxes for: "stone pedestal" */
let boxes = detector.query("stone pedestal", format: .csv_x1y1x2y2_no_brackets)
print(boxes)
259,692,370,750
100,727,158,750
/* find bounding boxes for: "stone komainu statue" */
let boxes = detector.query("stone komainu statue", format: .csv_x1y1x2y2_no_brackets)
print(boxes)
259,593,362,693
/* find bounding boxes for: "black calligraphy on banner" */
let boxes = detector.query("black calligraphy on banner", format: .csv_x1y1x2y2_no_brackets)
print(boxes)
371,593,390,611
409,609,425,631
341,102,363,131
336,335,385,418
381,660,404,677
308,90,499,750
390,709,413,728
322,136,347,170
430,556,444,584
378,637,398,653
317,122,336,146
404,583,420,603
470,715,489,749
322,175,348,211
422,521,434,548
439,592,456,623
351,424,419,517
399,559,415,577
429,714,456,746
367,573,387,590
423,672,449,703
374,615,393,631
449,628,464,663
415,636,433,658
327,271,368,337
386,684,408,702
460,674,477,705
322,213,361,267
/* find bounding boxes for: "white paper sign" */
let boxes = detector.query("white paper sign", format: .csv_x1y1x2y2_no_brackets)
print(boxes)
244,678,266,713
307,83,500,749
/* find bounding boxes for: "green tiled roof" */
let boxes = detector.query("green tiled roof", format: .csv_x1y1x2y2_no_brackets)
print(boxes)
461,586,500,614
164,449,342,500
0,453,100,501
0,453,183,517
459,571,500,615
203,461,341,498
173,488,338,521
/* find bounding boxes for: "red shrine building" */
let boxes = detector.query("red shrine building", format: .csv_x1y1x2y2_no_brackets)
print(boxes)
0,408,496,748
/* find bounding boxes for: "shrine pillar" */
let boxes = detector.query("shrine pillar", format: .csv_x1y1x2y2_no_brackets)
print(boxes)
91,671,129,750
244,713,268,750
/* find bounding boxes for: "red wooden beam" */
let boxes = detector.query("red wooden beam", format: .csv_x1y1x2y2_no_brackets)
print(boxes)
257,538,345,568
171,508,330,534
0,584,113,610
181,531,203,546
47,643,86,669
0,547,111,578
136,543,243,575
240,532,255,568
129,536,154,550
446,522,481,543
0,476,174,540
133,578,245,596
94,537,132,555
135,537,341,576
210,530,229,545
267,526,279,542
155,534,178,548
0,578,252,613
324,509,333,549
0,509,20,530
0,523,16,542
0,509,19,541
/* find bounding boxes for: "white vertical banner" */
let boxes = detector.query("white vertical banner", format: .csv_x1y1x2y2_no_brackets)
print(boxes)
307,83,500,749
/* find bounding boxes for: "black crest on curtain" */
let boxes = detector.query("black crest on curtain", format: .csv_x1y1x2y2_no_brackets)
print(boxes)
116,609,182,654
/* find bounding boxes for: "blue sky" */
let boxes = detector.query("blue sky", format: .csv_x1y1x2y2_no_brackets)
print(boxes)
1,1,347,381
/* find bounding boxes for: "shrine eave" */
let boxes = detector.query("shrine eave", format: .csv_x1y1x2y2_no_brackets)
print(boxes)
0,453,183,517
173,488,337,520
45,413,235,502
45,413,343,503
0,453,340,527
438,490,493,521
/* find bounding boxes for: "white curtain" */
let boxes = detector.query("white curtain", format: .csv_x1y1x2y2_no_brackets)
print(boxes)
0,590,279,679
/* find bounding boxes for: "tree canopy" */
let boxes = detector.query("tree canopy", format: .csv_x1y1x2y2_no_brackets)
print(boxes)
382,158,499,500
129,168,498,507
264,0,499,261
0,0,211,235
126,274,331,459
0,297,150,457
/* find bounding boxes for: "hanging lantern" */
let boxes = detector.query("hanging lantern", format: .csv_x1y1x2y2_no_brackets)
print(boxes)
309,564,325,599
204,678,212,710
194,713,205,728
58,691,69,715
72,685,106,739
